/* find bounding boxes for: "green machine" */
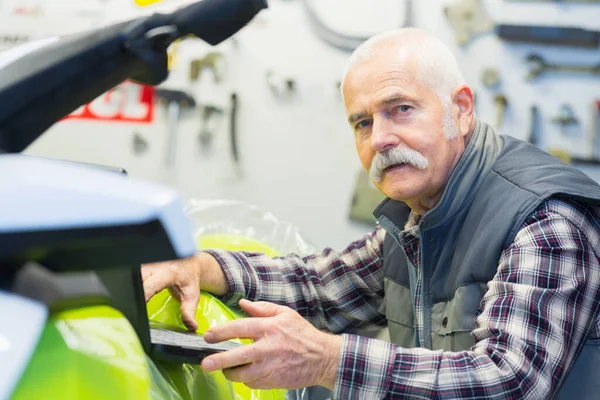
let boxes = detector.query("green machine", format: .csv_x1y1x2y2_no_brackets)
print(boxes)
0,1,289,398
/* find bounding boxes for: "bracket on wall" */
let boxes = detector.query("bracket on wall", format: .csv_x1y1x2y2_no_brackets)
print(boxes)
444,0,494,46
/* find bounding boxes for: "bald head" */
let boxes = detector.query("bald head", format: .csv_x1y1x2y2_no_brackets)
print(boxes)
341,28,466,107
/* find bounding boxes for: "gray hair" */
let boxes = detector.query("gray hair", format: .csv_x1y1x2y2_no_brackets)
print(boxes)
341,28,466,139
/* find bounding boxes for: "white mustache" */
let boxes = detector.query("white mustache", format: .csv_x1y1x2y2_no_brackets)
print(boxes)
369,146,428,182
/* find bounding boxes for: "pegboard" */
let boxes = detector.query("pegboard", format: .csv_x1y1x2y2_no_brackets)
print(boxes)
5,0,599,249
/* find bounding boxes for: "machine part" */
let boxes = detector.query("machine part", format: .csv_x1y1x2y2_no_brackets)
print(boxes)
528,105,540,146
0,291,47,400
156,89,196,167
444,0,494,46
12,262,111,313
481,67,501,88
301,0,412,52
230,92,239,165
198,105,224,152
493,94,508,129
496,24,600,48
189,52,223,82
132,132,149,155
265,71,296,98
525,54,600,80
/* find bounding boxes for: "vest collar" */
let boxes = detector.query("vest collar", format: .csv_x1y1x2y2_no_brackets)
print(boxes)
374,119,503,230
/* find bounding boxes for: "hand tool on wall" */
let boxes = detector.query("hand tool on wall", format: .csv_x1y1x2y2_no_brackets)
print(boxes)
496,24,600,48
594,100,600,159
198,104,224,153
551,103,580,137
494,94,508,129
444,0,494,46
525,54,600,80
528,105,541,147
266,71,296,98
156,88,196,167
551,104,579,127
481,67,501,89
189,52,223,83
132,132,149,155
230,92,240,166
504,0,600,3
547,103,600,166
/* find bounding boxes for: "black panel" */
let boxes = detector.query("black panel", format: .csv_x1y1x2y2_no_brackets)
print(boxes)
0,219,177,271
12,261,110,313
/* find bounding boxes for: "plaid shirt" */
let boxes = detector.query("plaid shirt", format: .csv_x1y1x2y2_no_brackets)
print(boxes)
206,198,600,399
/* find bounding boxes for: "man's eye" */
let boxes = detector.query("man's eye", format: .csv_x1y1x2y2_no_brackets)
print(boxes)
355,120,372,130
393,105,412,114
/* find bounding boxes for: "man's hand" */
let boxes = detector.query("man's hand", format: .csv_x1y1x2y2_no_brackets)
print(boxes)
141,252,228,331
201,299,342,390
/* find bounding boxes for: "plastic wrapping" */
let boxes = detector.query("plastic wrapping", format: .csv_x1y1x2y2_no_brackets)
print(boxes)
186,199,317,257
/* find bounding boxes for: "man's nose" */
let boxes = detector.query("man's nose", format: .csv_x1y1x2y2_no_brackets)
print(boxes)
370,115,400,152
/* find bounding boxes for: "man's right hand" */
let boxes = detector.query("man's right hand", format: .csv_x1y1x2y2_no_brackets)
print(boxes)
141,252,228,331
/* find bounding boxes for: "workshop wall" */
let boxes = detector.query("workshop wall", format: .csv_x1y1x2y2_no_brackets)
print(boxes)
7,0,600,250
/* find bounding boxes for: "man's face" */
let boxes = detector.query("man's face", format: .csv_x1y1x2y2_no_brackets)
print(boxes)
343,53,467,210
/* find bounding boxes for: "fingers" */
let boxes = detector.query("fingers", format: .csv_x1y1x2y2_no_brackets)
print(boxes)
222,361,264,383
238,300,286,318
202,343,262,372
179,286,200,331
141,262,164,282
142,270,175,302
204,318,264,343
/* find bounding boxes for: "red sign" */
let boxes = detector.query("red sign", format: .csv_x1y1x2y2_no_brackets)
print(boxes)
64,82,155,123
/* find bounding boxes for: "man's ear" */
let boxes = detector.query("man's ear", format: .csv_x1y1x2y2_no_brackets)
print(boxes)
452,85,475,137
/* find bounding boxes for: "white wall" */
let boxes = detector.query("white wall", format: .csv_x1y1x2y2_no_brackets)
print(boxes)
10,0,600,249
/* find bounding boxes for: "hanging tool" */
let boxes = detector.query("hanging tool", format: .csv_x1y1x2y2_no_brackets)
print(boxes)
547,103,600,165
301,0,412,51
266,71,296,98
132,132,149,155
230,92,240,166
494,94,508,129
198,104,224,152
525,54,600,80
189,52,223,83
155,88,196,167
444,0,494,46
481,67,501,89
551,103,580,137
496,24,600,48
528,105,541,147
503,0,600,3
551,104,579,127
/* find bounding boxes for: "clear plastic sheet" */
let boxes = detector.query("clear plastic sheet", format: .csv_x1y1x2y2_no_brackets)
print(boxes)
185,199,317,257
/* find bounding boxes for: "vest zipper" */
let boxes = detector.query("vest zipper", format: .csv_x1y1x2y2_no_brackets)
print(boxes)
378,217,420,347
418,235,433,349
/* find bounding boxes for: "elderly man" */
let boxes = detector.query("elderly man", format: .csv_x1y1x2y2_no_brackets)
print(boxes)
142,28,600,399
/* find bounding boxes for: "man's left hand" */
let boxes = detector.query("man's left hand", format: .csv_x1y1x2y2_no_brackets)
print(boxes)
201,299,342,390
